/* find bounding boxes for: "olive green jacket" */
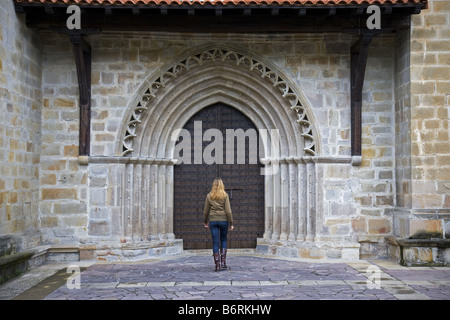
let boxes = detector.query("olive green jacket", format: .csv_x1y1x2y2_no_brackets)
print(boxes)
203,193,233,226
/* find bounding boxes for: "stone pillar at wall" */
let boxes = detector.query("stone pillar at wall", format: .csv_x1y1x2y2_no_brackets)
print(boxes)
409,0,450,229
390,27,413,242
387,0,450,266
0,2,42,252
392,0,450,240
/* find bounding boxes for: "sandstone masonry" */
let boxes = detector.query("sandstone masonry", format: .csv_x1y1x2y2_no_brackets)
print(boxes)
0,0,448,265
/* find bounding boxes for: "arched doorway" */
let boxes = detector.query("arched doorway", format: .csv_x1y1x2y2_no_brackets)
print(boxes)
173,103,265,250
111,46,321,256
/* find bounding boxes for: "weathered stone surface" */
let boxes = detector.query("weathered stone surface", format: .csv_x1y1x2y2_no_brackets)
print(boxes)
410,219,443,238
0,0,448,263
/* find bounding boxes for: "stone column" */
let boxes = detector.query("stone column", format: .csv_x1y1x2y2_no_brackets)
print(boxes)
142,164,151,238
279,162,289,240
165,162,175,240
98,158,178,241
109,163,125,237
306,159,316,241
287,158,298,241
132,163,143,237
124,163,133,237
156,161,166,239
271,162,281,240
263,162,273,239
149,163,158,240
297,161,307,241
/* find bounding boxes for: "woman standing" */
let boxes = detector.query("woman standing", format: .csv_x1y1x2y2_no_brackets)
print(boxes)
203,178,234,271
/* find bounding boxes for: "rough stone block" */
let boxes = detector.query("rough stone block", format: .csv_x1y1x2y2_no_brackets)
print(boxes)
64,145,78,157
88,220,110,236
40,217,58,228
352,217,366,234
41,188,78,200
53,98,76,108
330,202,355,216
298,247,326,260
41,160,66,171
368,219,391,235
79,247,95,260
410,219,443,238
341,248,360,261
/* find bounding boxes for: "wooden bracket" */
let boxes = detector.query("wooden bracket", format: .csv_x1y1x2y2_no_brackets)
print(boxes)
350,34,372,161
70,33,91,157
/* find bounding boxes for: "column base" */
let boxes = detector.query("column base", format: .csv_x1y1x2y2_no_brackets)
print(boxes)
256,238,360,261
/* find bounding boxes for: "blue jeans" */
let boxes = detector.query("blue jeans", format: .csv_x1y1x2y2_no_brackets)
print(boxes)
209,221,228,254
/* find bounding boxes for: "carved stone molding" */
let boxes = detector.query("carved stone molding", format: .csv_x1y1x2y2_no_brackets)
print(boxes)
121,47,317,157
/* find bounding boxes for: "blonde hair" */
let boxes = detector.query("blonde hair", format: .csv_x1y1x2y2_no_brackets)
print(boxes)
209,178,227,200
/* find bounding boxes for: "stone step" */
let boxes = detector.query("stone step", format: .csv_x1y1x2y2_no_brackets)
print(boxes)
386,236,450,267
0,245,48,285
0,251,34,285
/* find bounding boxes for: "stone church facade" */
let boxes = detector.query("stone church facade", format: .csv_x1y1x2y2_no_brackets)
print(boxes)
0,0,449,269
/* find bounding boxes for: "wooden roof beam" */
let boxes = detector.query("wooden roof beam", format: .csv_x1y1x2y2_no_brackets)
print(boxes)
350,34,372,165
70,33,92,157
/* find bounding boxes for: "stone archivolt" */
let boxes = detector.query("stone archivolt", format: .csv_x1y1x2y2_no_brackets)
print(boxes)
121,47,316,157
97,45,362,260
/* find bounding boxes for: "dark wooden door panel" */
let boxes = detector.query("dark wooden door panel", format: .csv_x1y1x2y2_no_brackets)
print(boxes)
174,103,264,249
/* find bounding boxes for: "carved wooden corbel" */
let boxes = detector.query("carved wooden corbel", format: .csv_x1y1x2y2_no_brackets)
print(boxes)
350,34,373,165
69,33,91,159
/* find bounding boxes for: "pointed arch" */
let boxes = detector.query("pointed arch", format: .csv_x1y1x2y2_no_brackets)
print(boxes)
117,45,319,158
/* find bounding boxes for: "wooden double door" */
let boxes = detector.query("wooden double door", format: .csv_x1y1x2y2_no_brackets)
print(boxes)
174,103,265,249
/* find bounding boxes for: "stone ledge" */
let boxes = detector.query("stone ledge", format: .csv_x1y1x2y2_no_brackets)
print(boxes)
30,240,185,262
256,238,360,261
0,251,34,284
88,239,184,262
386,236,450,267
396,238,450,248
1,240,185,283
0,251,34,268
0,242,50,284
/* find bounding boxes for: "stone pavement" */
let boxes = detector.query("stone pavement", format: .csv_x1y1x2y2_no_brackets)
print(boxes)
1,252,449,301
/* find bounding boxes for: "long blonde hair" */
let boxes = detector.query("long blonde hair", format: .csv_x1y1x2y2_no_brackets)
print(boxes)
209,178,227,200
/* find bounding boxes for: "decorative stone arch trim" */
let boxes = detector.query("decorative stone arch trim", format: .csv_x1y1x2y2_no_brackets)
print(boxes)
119,47,318,157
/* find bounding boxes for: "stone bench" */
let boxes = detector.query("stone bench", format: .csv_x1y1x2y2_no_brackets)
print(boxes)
387,236,450,266
0,251,34,284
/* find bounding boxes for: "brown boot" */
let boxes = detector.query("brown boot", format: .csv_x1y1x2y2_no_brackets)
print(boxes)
213,252,221,272
220,249,228,269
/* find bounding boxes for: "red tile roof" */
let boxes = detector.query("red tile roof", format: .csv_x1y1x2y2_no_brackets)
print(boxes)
14,0,427,6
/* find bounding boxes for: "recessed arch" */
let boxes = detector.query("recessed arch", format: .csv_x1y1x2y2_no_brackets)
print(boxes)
110,44,323,248
117,45,319,159
141,70,295,159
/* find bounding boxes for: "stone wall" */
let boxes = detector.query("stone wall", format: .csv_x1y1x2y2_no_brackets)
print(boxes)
394,29,412,210
0,2,42,250
34,30,402,260
391,0,450,243
410,0,450,211
39,32,88,245
2,0,448,262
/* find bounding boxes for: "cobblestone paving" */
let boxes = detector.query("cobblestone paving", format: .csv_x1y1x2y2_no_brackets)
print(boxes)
1,253,449,300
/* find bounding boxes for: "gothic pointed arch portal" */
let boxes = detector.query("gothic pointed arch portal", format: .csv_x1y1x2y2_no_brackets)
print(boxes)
119,46,318,158
114,45,321,249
